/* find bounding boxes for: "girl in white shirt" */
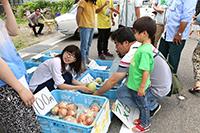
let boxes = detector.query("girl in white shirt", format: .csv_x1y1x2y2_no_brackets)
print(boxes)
29,45,92,94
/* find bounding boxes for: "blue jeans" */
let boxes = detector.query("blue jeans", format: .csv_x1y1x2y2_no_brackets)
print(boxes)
79,28,94,67
146,88,161,111
117,85,150,127
117,85,160,111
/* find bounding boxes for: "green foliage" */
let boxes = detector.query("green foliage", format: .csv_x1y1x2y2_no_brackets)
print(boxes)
15,0,74,18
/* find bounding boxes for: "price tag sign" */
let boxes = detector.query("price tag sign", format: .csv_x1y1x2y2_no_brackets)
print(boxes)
80,73,94,84
112,100,139,129
33,87,57,115
88,60,107,70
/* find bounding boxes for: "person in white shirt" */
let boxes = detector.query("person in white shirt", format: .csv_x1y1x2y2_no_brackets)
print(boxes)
94,27,172,118
118,0,142,28
29,45,92,94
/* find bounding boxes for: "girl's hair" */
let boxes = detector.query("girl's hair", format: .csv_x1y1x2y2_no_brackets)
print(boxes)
57,45,81,74
110,27,136,43
85,0,97,4
132,16,156,44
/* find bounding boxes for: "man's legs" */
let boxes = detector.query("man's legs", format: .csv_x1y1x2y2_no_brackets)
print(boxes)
37,23,44,34
146,88,159,111
28,23,37,36
158,37,170,59
168,40,186,73
117,85,136,107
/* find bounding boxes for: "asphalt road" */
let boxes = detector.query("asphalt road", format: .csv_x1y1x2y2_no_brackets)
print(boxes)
20,33,200,133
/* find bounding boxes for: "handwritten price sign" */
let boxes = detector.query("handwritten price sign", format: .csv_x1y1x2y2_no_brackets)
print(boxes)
112,100,139,129
33,87,57,115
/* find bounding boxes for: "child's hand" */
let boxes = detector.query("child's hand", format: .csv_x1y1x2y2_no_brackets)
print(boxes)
137,88,145,96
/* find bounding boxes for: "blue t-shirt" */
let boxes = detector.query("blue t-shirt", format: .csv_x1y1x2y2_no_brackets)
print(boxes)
0,20,26,87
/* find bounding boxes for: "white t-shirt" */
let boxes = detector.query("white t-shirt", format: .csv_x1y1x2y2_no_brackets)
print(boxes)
153,0,169,24
117,41,141,72
118,0,142,27
29,57,70,92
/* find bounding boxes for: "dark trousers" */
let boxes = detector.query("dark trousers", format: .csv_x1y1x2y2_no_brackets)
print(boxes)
33,72,73,94
97,28,111,55
28,23,44,36
196,0,200,16
158,38,186,73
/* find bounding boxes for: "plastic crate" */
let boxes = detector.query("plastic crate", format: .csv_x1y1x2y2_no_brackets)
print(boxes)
24,59,40,69
77,70,119,100
88,59,113,71
42,50,62,58
37,90,111,133
95,59,112,69
26,66,38,83
78,69,110,85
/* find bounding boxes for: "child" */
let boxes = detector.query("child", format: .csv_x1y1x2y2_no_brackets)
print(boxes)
127,16,156,132
29,45,92,94
0,0,40,132
76,0,97,68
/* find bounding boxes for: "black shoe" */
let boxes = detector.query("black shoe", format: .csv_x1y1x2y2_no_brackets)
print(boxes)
104,51,113,57
35,34,39,37
150,104,161,118
38,33,44,35
99,54,106,60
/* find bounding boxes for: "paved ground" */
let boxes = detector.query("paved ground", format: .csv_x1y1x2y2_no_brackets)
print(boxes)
19,32,200,133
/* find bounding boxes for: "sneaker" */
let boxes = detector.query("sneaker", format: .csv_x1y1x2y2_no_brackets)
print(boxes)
99,54,106,60
104,51,114,57
132,124,150,132
150,104,161,118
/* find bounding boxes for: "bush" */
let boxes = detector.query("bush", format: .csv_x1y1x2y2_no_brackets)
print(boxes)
15,0,74,18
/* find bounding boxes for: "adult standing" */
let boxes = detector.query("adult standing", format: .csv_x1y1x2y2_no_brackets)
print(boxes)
96,0,118,60
118,0,142,28
0,0,40,132
158,0,197,73
195,0,200,16
76,0,97,68
152,0,169,47
28,8,44,37
189,40,200,94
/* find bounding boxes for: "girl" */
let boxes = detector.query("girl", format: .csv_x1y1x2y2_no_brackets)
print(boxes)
0,0,40,132
76,0,97,68
29,45,92,94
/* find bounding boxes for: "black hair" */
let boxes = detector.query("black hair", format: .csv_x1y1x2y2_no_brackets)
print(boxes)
110,27,136,43
132,16,156,44
35,8,40,11
86,0,97,4
57,45,81,74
